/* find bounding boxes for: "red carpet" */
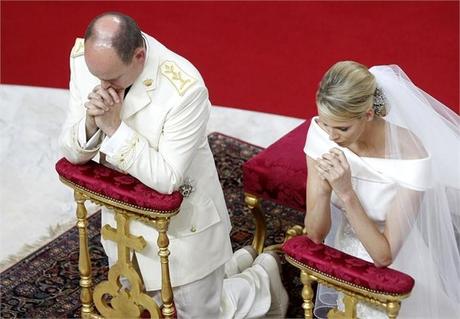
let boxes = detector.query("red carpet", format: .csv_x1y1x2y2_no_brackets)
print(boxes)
1,1,458,118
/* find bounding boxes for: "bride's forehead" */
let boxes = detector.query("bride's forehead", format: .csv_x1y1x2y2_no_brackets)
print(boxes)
318,114,357,126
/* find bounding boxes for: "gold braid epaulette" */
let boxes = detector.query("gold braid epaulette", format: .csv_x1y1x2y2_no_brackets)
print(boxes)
71,38,85,58
160,61,197,96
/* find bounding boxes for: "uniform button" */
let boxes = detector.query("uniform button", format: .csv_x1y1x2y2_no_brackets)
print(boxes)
190,225,197,233
143,79,153,87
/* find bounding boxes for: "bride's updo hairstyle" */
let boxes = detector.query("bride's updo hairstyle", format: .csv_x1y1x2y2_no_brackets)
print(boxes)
316,61,386,120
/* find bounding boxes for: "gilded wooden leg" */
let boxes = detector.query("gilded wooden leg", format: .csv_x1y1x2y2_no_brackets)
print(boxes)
93,211,161,318
157,218,175,319
285,225,305,241
300,270,315,319
328,294,357,319
75,191,94,318
244,193,266,254
264,224,306,253
342,295,357,319
387,301,401,319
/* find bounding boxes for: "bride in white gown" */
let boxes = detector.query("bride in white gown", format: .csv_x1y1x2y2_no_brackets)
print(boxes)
303,61,460,318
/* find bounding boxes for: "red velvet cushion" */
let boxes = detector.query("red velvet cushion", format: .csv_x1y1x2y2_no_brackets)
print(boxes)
55,158,182,212
283,235,414,295
243,120,309,211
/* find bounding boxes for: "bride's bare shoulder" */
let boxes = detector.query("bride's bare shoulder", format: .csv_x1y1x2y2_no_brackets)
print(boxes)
387,123,429,159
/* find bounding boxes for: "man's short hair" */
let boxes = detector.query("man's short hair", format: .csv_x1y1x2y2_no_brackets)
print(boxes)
84,12,144,64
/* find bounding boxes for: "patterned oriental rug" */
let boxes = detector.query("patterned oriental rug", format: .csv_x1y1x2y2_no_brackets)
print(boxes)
0,133,306,318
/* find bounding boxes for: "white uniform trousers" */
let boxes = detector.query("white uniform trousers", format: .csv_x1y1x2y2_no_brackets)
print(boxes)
148,254,272,319
149,265,225,319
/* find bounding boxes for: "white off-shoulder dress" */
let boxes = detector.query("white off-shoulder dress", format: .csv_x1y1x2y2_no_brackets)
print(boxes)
304,117,431,318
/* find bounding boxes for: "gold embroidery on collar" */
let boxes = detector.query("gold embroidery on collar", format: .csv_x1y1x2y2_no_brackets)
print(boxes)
71,38,85,58
160,61,196,96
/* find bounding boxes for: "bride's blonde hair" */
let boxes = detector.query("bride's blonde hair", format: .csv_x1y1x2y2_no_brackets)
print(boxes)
316,61,386,120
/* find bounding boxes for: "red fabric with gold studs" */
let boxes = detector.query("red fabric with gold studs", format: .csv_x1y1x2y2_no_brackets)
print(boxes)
283,235,415,295
55,158,182,212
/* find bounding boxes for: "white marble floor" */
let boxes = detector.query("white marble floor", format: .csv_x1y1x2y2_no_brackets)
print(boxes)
0,84,304,271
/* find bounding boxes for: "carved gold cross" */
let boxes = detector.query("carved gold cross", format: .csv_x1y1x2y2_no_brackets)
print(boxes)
101,212,147,263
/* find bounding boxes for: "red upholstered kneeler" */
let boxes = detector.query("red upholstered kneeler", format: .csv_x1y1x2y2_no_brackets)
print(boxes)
242,120,309,252
283,236,414,295
243,120,309,212
282,233,414,318
56,158,182,319
241,120,414,318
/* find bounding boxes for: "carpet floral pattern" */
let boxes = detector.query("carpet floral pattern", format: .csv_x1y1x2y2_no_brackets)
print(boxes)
1,133,305,318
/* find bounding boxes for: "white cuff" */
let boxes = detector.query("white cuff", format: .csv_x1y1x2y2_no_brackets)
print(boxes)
78,119,103,149
100,122,135,157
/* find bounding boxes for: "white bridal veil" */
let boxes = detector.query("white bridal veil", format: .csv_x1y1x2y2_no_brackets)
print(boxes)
374,65,460,318
315,65,460,318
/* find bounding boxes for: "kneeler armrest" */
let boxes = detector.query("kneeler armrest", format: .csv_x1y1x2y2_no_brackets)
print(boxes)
282,234,414,318
55,157,182,319
56,157,183,214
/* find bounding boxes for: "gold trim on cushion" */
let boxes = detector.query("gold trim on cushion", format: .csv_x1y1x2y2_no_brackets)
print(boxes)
285,238,410,319
59,176,180,217
286,255,407,318
285,255,411,300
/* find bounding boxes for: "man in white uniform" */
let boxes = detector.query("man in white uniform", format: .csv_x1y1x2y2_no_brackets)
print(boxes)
60,12,287,318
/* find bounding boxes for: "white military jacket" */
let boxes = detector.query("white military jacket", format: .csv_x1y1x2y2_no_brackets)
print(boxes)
60,33,233,291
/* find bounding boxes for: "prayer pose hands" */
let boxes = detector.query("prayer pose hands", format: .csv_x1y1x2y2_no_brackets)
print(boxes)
315,148,353,200
85,84,123,137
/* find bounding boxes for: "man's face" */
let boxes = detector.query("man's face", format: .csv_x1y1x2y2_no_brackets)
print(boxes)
84,43,144,92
